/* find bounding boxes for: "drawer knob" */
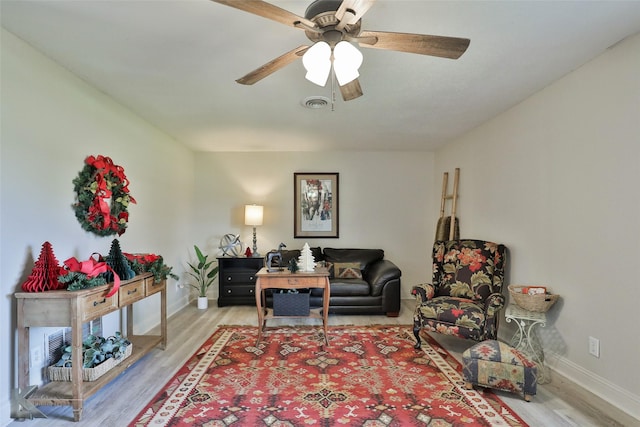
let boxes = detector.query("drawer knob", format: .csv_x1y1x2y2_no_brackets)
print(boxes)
128,288,138,295
93,298,106,307
227,277,232,281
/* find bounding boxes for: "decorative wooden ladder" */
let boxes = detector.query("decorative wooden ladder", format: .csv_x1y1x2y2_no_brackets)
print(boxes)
436,168,460,241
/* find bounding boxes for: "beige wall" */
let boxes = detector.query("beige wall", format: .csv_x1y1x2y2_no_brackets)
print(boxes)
435,32,640,418
0,30,194,423
190,151,435,301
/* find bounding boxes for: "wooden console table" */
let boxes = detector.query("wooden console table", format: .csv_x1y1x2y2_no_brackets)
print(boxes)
15,273,166,421
255,267,330,345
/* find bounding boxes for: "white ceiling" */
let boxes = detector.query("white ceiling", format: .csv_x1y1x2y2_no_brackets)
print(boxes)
2,1,640,152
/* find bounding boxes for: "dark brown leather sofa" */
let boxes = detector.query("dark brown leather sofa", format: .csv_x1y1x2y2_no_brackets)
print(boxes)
275,247,402,317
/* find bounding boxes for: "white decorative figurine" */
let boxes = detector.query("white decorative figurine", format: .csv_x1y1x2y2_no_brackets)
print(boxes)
297,242,316,272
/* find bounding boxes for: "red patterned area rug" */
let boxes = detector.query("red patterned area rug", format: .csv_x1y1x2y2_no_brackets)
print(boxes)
130,325,528,427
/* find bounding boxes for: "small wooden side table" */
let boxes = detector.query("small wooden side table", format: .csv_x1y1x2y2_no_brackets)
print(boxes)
255,267,330,345
505,305,548,383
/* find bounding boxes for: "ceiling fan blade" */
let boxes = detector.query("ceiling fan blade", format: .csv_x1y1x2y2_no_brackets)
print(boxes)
236,46,310,85
211,0,316,29
335,0,375,31
339,79,363,101
358,31,470,59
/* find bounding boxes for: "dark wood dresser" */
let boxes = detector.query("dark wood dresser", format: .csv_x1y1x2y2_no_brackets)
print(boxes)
217,257,263,306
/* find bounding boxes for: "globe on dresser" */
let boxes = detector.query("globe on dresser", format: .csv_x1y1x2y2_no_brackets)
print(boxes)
219,234,243,257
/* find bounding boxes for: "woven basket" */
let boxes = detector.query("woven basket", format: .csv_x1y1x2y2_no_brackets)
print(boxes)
508,285,559,312
273,292,310,316
47,344,132,382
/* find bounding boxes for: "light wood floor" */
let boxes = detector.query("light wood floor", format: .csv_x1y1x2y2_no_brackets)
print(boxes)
11,300,637,426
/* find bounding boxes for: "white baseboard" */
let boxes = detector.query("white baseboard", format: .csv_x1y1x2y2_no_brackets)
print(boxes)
135,294,189,334
167,295,190,320
1,399,11,427
547,350,640,421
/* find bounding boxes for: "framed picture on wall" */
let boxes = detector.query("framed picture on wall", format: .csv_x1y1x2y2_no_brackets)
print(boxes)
294,173,339,238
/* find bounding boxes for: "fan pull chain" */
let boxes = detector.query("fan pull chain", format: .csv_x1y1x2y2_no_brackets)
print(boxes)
330,66,336,111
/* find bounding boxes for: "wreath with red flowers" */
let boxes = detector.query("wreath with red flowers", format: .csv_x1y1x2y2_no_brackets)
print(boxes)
72,155,136,237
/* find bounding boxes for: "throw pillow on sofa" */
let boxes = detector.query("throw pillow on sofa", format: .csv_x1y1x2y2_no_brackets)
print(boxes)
334,262,363,279
323,248,384,274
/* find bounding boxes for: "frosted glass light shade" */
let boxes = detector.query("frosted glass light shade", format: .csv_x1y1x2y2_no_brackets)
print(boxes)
244,205,263,226
302,41,331,86
333,41,363,86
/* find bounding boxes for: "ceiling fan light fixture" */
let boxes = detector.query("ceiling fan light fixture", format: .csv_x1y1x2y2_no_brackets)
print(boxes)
303,41,331,86
213,0,471,102
333,41,363,85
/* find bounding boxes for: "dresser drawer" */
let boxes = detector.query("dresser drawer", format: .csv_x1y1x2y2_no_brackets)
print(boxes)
221,285,255,297
222,271,257,284
119,280,145,306
80,291,118,322
260,276,326,289
145,278,165,296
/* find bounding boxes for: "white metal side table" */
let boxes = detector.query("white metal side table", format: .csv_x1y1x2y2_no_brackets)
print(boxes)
505,305,548,383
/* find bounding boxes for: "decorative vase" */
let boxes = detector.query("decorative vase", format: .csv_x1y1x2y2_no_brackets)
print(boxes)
197,296,208,310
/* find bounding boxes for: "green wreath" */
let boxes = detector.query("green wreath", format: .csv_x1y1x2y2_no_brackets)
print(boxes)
72,155,136,237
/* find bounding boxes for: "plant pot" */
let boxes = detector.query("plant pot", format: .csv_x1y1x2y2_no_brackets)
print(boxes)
197,296,208,310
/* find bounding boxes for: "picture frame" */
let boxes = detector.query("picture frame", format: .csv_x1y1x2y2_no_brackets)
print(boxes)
294,173,339,238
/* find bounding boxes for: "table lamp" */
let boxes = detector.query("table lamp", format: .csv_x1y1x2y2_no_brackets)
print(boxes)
244,204,263,257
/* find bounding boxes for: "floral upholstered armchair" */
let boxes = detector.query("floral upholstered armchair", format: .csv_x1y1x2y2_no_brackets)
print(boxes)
413,240,507,348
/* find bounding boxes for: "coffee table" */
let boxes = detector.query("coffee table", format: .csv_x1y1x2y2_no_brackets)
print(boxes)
255,267,330,345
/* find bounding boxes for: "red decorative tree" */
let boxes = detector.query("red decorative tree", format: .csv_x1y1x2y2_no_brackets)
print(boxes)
22,241,64,292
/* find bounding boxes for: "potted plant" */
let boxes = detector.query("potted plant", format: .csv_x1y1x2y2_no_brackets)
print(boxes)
187,245,219,309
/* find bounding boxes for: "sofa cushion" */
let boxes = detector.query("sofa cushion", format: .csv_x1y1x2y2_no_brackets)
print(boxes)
415,296,485,332
434,241,501,302
323,248,384,272
334,262,363,279
310,278,370,297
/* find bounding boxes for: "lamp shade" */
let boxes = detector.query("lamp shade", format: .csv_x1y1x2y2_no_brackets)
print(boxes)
244,205,264,226
302,41,331,87
333,41,363,86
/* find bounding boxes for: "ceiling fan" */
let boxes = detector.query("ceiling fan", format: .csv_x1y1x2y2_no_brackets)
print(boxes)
212,0,470,101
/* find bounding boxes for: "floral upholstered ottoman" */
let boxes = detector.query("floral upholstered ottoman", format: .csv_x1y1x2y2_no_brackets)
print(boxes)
462,340,537,401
